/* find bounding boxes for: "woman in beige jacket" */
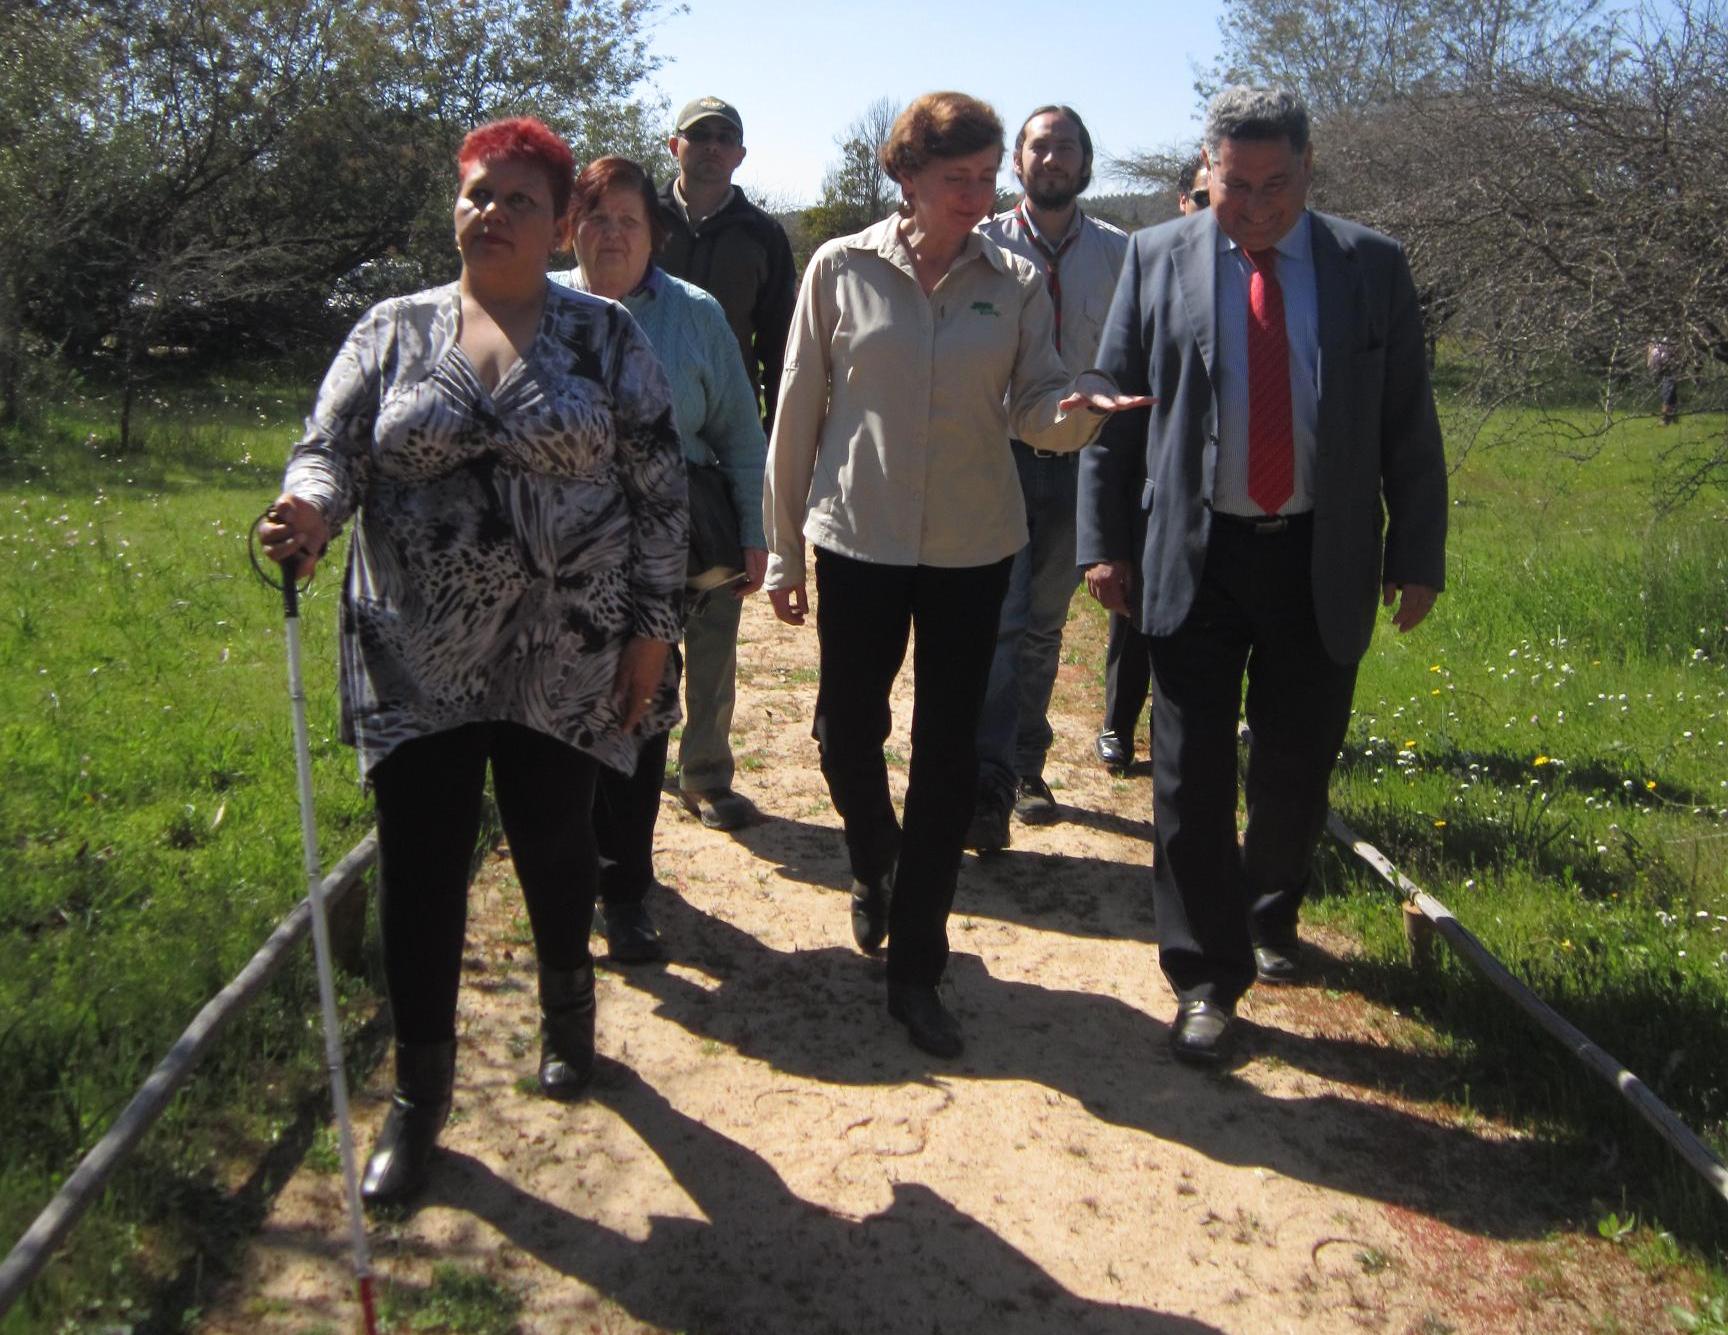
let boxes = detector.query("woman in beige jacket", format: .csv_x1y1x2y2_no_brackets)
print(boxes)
762,92,1148,1059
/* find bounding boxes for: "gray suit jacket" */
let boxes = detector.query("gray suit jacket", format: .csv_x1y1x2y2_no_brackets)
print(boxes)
1077,208,1447,666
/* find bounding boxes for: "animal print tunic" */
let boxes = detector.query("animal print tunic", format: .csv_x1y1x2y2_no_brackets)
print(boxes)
283,281,687,777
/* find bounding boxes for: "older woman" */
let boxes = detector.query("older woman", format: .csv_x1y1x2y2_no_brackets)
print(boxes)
763,92,1147,1058
258,118,685,1205
551,156,767,963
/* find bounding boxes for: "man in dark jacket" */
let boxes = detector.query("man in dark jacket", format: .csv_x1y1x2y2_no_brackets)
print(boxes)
656,96,797,836
659,96,798,435
1079,87,1447,1065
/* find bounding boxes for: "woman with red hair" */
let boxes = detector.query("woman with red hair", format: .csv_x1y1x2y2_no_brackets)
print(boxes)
258,118,686,1205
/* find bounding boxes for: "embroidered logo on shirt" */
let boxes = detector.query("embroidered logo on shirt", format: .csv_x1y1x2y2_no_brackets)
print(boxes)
970,301,1000,317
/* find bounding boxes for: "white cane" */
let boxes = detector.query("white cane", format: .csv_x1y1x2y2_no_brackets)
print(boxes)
279,551,379,1335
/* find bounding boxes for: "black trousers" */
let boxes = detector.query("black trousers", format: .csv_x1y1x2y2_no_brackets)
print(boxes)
593,728,672,906
1146,515,1358,1007
371,721,599,1044
1101,610,1153,746
812,546,1012,986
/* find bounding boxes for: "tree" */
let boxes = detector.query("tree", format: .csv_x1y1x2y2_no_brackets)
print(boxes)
1163,0,1728,501
801,96,898,253
1204,0,1603,112
0,0,669,442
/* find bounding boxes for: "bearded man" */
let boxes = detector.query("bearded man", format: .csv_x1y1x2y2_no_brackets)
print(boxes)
967,104,1129,851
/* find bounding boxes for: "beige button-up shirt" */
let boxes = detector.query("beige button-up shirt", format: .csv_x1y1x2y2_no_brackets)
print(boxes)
763,215,1101,589
980,204,1128,376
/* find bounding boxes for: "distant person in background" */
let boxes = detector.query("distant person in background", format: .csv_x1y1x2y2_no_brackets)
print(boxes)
762,91,1150,1059
1082,87,1446,1065
966,104,1128,852
1647,338,1679,426
553,156,767,964
258,118,685,1205
656,95,797,831
1088,151,1209,777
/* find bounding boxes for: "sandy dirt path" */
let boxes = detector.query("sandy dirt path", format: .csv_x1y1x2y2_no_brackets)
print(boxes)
198,597,1687,1334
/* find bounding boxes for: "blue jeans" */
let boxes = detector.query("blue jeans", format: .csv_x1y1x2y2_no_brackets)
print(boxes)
975,442,1079,798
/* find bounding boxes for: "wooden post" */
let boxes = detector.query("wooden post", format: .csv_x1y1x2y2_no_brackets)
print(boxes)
328,873,370,977
1403,901,1436,968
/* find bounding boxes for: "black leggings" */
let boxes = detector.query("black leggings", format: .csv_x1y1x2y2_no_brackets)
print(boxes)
593,728,671,905
811,547,1012,986
370,721,599,1044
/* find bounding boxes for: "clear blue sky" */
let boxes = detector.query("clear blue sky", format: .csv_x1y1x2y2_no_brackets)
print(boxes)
641,0,1227,206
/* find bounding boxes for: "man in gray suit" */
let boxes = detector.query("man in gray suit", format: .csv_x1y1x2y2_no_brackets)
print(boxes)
1078,87,1447,1064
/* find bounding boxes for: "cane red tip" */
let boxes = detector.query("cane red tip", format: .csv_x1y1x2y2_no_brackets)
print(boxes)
358,1275,379,1335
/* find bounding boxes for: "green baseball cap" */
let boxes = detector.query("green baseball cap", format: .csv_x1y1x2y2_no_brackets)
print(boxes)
674,96,744,137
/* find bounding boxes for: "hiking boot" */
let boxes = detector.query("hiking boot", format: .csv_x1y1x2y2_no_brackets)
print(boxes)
1013,774,1058,825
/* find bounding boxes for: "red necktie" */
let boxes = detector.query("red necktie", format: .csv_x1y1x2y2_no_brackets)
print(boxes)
1246,248,1293,515
1018,203,1076,353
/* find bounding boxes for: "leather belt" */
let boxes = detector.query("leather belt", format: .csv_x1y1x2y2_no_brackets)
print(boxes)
1210,509,1313,535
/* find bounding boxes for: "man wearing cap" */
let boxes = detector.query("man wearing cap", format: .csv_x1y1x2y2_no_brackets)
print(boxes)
660,97,797,434
1081,87,1446,1064
1091,151,1209,778
657,96,797,834
964,104,1128,854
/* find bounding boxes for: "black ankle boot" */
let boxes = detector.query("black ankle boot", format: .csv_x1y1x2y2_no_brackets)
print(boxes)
361,1038,455,1207
538,962,596,1101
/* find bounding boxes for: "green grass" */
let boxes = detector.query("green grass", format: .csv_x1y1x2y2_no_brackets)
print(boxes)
2,364,1726,1325
1307,400,1728,1246
377,1263,522,1335
0,368,377,1332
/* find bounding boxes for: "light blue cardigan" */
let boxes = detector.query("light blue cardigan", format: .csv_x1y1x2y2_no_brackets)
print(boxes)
553,265,767,548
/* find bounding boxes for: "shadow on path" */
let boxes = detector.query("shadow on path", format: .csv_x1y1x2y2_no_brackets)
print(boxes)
614,893,1588,1238
722,812,1157,943
413,1065,1220,1334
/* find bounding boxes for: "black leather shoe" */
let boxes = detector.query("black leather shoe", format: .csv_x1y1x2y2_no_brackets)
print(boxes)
965,789,1012,853
1253,942,1303,986
537,962,597,1101
1013,774,1058,825
1095,730,1130,773
602,898,665,964
850,870,892,955
1170,1000,1233,1066
361,1039,456,1207
887,981,964,1058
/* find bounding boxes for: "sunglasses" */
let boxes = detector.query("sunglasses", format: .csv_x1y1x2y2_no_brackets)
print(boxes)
682,128,740,147
1189,189,1210,208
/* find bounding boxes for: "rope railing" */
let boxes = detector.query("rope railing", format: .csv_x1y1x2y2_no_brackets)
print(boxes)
1326,809,1728,1205
0,832,378,1317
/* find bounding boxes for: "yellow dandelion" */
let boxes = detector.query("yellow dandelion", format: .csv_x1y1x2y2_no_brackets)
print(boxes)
1431,688,1442,696
1646,779,1658,791
1433,819,1448,829
1429,664,1442,673
1534,755,1551,766
1403,739,1417,749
